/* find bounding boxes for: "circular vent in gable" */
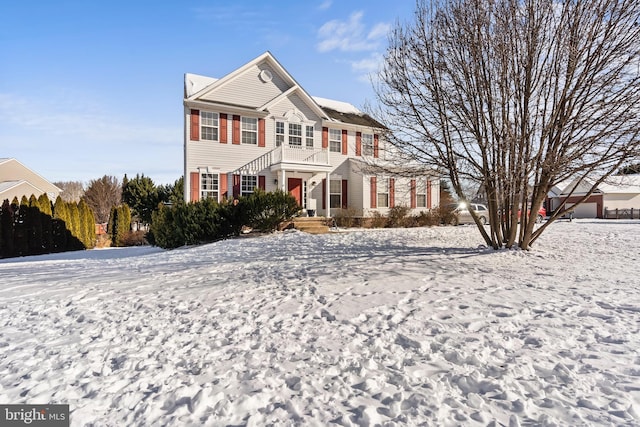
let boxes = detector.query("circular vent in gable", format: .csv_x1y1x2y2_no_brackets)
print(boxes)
259,69,273,83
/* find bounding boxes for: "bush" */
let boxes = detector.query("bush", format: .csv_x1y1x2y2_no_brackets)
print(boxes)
414,210,441,227
387,205,411,228
334,207,358,228
121,230,148,246
370,211,387,228
241,189,299,232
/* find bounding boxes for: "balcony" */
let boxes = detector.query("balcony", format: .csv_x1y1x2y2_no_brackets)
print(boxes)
270,145,331,172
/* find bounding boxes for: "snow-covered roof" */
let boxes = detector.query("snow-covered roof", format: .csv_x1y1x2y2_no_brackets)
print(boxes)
0,180,22,193
598,175,640,193
312,96,362,115
184,73,218,98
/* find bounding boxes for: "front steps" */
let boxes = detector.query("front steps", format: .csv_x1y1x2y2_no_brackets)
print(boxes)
291,216,330,234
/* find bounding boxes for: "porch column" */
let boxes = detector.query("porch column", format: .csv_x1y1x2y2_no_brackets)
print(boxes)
326,171,331,218
280,170,286,191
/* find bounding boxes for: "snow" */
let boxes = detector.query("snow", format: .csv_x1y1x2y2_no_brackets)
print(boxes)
1,220,640,426
184,73,218,98
313,96,363,115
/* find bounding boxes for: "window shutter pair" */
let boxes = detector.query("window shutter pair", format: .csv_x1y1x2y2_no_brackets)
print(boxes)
191,110,229,144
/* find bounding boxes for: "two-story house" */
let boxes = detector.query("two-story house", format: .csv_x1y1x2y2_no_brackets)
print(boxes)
183,52,439,218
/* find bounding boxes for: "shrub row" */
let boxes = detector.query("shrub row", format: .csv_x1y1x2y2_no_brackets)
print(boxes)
148,189,298,249
1,195,95,259
334,205,445,229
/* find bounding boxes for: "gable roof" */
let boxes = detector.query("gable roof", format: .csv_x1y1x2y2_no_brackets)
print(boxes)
550,175,640,196
0,158,61,200
184,52,386,130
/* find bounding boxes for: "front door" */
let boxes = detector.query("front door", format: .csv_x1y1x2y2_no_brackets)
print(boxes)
288,178,303,207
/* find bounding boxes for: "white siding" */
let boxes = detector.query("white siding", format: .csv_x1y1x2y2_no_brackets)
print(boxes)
201,64,291,108
604,193,640,210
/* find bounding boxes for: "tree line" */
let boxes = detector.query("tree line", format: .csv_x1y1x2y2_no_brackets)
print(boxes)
0,194,95,258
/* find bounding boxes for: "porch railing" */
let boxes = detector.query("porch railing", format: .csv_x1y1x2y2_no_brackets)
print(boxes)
272,145,329,166
233,145,330,174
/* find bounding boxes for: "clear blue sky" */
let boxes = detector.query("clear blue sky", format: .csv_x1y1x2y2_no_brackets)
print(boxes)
0,1,415,186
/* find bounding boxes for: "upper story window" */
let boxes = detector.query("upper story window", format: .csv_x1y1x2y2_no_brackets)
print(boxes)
289,123,302,146
305,126,314,148
329,129,341,153
201,173,218,200
201,112,219,141
275,121,285,146
241,175,258,196
276,119,315,148
362,133,374,156
241,117,258,144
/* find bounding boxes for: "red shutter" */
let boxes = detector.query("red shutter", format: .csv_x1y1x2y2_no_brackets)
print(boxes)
374,134,379,158
220,113,228,144
341,129,348,155
190,110,200,141
233,174,240,198
322,178,327,209
258,175,266,190
410,179,417,209
355,132,362,156
389,178,395,208
341,179,348,209
258,119,265,147
370,177,377,209
220,174,228,199
232,115,240,145
427,180,432,208
322,127,328,149
190,172,199,202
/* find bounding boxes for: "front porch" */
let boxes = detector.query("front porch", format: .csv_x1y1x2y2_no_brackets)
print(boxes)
232,145,334,216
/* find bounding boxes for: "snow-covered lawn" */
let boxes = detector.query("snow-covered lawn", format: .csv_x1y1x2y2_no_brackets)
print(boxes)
1,220,639,426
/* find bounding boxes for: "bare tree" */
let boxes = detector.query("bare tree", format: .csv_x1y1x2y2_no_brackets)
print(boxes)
82,175,121,223
374,0,640,249
53,181,85,203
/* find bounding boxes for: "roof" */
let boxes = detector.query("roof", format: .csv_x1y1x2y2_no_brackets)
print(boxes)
185,52,386,130
184,73,218,98
550,175,640,196
598,175,640,193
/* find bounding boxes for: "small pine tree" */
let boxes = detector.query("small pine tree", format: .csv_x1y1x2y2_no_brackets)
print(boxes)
27,195,44,255
79,199,96,249
0,199,14,258
11,196,29,256
53,196,69,252
38,194,53,253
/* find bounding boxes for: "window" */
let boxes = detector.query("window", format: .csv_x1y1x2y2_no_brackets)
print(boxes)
329,129,341,153
377,179,389,208
241,175,257,196
330,180,342,208
416,180,427,208
362,133,374,156
275,121,285,147
201,173,218,200
289,123,302,146
201,112,219,141
305,125,314,148
241,117,257,144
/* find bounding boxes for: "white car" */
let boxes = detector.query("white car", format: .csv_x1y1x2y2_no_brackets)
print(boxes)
446,203,489,225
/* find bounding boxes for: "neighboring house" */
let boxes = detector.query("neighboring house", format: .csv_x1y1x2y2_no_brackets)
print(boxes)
183,52,439,217
546,175,640,218
0,158,61,203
